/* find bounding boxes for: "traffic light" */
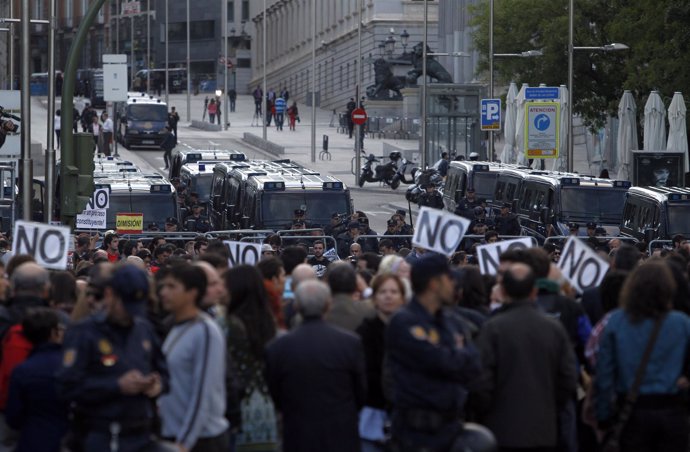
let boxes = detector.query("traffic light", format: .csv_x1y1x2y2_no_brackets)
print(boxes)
60,133,94,225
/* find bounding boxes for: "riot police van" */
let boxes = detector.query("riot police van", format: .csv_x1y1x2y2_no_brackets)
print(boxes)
516,173,631,241
169,148,246,180
443,162,509,212
237,174,352,230
92,174,179,230
209,159,320,230
116,95,168,149
620,186,690,242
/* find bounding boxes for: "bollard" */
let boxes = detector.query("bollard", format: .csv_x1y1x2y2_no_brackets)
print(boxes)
322,134,329,151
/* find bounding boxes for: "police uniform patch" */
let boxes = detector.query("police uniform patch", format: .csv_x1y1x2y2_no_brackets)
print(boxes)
410,326,427,341
98,339,113,355
101,354,118,367
63,349,77,367
427,328,440,345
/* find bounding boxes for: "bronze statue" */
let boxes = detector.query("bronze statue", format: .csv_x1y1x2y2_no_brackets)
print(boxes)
366,58,406,100
406,42,453,85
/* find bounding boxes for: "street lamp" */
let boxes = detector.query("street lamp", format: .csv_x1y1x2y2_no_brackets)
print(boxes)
384,34,396,57
400,29,410,55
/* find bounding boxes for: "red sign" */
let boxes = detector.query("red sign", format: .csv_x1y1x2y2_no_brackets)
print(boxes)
351,108,367,126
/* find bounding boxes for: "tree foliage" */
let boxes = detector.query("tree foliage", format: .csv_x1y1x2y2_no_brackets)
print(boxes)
470,0,690,131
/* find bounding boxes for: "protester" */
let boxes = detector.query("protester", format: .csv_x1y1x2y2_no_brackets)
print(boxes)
265,280,366,452
324,262,374,331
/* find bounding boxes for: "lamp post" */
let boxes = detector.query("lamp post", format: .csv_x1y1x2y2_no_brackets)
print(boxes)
222,0,228,129
400,29,410,55
421,0,428,169
310,0,316,163
146,0,150,92
165,0,168,105
186,0,190,121
262,0,266,140
354,0,363,186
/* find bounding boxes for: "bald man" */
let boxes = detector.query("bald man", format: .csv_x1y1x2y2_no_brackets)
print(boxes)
285,264,318,328
194,261,227,317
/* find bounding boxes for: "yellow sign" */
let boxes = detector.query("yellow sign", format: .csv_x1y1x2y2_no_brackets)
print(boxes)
116,213,144,234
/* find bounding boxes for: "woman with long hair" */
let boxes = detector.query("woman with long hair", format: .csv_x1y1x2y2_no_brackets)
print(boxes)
225,265,278,452
596,261,690,452
356,274,406,452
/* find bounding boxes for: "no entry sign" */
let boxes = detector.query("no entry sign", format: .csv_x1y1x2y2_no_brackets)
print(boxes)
352,108,367,126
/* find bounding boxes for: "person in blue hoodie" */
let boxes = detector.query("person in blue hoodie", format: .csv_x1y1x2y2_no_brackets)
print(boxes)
6,308,68,452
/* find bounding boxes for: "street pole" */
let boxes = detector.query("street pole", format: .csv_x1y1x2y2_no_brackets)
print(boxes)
146,0,150,92
165,0,169,105
186,0,190,121
354,0,362,186
45,0,56,223
488,0,494,162
19,0,31,221
421,0,428,169
222,0,228,129
567,0,574,172
262,0,267,141
130,12,134,86
9,0,13,90
310,0,316,163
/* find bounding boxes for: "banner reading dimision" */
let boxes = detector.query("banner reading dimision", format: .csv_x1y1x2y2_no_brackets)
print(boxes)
116,213,143,234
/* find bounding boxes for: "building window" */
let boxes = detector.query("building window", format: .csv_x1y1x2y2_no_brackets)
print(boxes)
241,0,249,21
227,1,235,22
169,21,216,41
237,58,251,68
339,65,343,90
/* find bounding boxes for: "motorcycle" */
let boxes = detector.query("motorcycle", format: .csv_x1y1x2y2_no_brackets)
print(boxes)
358,151,401,188
390,157,419,189
405,167,443,204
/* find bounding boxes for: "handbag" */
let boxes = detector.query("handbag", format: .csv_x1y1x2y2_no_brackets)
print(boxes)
601,315,666,452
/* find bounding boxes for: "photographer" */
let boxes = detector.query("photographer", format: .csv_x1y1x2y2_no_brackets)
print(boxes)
0,118,18,149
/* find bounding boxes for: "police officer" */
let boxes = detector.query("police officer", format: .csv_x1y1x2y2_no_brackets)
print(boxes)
454,188,480,219
57,265,169,452
386,254,482,452
494,202,521,236
418,182,444,209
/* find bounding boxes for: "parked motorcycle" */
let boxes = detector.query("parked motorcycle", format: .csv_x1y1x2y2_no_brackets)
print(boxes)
358,151,401,188
390,157,418,189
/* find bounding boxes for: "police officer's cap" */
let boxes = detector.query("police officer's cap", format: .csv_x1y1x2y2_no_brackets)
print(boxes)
165,217,179,225
395,209,406,217
412,254,451,281
294,208,305,216
347,221,360,229
109,265,149,317
387,219,397,226
586,222,597,229
466,188,475,193
331,212,340,219
569,223,579,230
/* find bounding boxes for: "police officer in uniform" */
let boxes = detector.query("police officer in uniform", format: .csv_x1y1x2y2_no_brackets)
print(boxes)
58,265,169,452
454,188,480,219
386,254,482,452
418,182,444,209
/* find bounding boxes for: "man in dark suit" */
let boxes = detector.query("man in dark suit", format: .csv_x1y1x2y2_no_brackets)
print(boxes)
265,280,367,452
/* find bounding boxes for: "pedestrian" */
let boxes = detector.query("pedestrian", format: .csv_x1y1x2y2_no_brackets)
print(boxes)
432,151,450,178
167,106,180,138
208,98,217,124
253,86,263,116
54,109,61,149
224,265,279,451
228,88,237,112
280,86,290,103
72,105,80,134
55,72,63,97
91,114,100,149
265,98,274,126
5,308,68,452
474,262,577,452
100,112,113,156
385,254,482,452
203,96,209,121
287,101,298,131
346,98,356,138
356,274,406,452
216,97,222,126
274,95,286,131
265,280,367,452
324,262,375,331
57,265,168,452
595,261,690,452
161,125,176,170
257,257,287,330
157,263,230,451
267,87,276,103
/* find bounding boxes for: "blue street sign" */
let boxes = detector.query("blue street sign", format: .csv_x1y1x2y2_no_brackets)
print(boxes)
481,98,502,131
525,87,560,100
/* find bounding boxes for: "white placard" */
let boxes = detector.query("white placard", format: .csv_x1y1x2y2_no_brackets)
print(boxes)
76,209,107,230
223,240,262,268
557,236,610,293
12,220,71,270
103,63,128,102
476,237,534,275
86,188,110,210
412,207,471,257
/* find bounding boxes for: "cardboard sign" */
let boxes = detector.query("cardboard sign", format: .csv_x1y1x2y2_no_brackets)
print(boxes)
223,240,262,268
558,236,610,293
476,237,534,275
116,213,143,234
412,207,471,257
86,188,110,210
76,209,107,230
12,220,70,270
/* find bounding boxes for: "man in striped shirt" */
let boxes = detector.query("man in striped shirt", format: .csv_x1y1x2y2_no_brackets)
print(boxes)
274,95,286,131
158,264,229,452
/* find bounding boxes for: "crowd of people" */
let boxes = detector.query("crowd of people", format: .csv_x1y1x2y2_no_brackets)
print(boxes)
0,220,688,452
59,103,115,156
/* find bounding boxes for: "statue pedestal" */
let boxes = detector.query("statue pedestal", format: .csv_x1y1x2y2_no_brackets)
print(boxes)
364,99,404,119
401,87,420,119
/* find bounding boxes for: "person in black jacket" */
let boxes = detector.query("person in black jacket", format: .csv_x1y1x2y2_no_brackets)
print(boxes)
160,126,176,170
417,183,444,209
494,202,521,236
265,280,366,452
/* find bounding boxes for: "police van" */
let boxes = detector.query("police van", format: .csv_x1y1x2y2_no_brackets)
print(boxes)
516,173,631,241
116,94,168,149
179,161,225,206
208,159,320,230
92,174,179,230
620,186,690,242
238,174,352,230
443,162,508,212
169,148,246,180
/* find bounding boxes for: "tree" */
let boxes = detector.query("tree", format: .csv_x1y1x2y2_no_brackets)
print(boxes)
470,0,690,131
